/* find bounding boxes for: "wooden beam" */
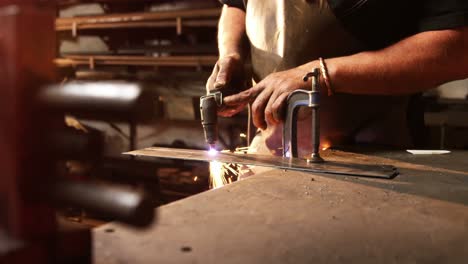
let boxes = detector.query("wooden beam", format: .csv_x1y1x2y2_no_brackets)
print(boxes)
56,19,218,31
55,55,218,68
56,8,221,26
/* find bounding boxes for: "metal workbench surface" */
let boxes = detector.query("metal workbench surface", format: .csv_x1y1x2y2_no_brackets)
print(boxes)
94,150,468,264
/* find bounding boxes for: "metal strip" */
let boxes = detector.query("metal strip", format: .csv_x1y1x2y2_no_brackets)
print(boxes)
125,148,398,179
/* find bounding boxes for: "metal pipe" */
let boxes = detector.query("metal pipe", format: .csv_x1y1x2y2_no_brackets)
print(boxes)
38,82,157,123
52,181,156,228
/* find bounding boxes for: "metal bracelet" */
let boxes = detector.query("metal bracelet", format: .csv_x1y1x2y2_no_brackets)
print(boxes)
319,57,334,96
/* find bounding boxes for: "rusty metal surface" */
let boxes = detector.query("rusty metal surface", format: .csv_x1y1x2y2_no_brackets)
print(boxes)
94,151,468,264
125,147,399,179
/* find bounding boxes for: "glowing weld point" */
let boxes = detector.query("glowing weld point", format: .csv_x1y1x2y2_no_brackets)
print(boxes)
208,147,218,156
321,142,331,151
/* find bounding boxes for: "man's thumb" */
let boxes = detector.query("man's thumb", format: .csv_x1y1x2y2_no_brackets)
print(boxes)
214,61,232,88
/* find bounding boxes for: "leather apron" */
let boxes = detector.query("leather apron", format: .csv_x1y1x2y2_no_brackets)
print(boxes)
244,0,411,158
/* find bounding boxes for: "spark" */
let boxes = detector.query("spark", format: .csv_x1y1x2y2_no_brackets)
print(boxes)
321,142,331,151
193,176,198,182
239,133,247,138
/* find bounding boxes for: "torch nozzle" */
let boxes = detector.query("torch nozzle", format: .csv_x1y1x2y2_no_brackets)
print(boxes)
208,145,218,156
200,93,220,148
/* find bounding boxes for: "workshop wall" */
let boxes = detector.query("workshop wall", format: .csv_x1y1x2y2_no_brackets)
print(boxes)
55,0,247,155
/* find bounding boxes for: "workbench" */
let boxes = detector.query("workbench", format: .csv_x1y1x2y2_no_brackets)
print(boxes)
94,150,468,263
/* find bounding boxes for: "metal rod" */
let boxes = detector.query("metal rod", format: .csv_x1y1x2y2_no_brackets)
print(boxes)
52,181,155,227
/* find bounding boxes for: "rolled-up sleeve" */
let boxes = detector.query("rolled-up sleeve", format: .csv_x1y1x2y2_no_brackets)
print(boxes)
219,0,245,10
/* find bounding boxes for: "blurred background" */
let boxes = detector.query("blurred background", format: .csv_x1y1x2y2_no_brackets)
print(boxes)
54,0,248,209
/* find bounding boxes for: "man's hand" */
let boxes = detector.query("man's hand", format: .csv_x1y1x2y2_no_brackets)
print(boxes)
206,54,246,115
223,64,316,130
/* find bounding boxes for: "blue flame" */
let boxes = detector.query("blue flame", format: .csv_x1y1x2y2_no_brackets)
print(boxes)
208,147,218,156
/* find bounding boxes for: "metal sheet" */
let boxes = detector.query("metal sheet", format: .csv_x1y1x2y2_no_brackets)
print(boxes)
125,148,398,179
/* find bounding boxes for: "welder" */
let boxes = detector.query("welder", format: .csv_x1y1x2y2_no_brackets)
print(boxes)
205,0,468,157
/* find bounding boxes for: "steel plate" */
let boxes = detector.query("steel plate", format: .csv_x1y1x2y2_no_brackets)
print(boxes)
125,147,398,179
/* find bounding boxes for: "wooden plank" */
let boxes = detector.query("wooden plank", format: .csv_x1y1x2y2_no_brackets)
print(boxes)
55,55,218,67
94,151,468,263
56,19,218,31
62,54,218,61
56,8,221,26
58,0,154,5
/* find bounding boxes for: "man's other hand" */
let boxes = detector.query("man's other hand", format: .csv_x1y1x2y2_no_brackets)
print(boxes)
206,53,244,93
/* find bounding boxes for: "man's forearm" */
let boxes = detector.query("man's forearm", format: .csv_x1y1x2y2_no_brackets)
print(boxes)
322,27,468,95
218,5,247,59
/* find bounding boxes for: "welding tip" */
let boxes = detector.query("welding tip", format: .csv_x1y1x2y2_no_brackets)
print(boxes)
208,145,218,156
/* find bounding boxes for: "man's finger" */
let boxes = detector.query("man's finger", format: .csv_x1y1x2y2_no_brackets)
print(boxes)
270,92,289,123
223,90,251,106
251,87,274,130
264,89,283,125
218,103,248,117
223,84,263,106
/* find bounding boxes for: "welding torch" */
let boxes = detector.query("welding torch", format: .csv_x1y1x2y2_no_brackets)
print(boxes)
200,78,242,150
200,91,223,150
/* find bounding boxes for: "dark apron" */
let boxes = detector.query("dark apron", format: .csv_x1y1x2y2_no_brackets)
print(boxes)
245,0,411,158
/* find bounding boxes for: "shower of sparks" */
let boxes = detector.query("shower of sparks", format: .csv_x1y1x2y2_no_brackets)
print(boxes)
209,161,226,189
209,162,240,189
209,148,243,189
